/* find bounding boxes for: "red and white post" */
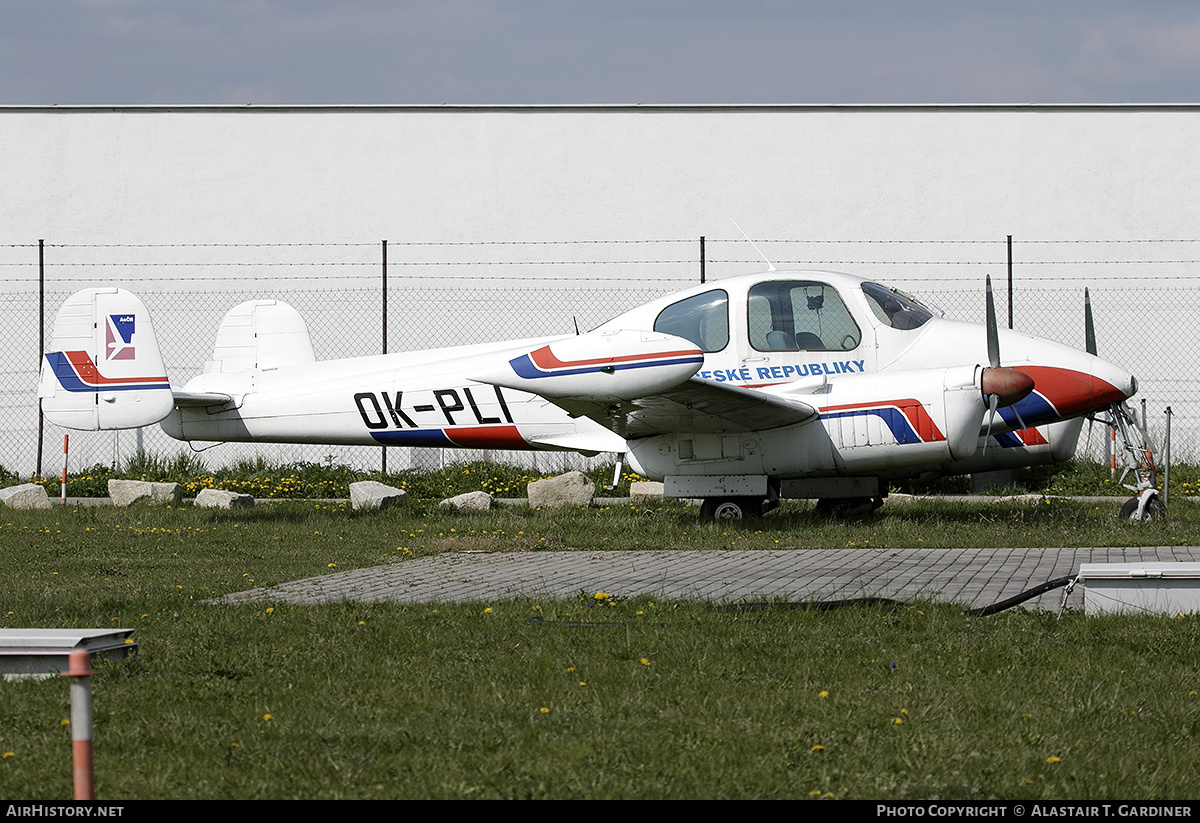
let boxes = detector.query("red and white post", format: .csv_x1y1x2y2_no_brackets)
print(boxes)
62,649,95,800
60,434,69,506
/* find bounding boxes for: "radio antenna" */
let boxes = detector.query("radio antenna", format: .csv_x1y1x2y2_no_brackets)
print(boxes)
730,218,776,271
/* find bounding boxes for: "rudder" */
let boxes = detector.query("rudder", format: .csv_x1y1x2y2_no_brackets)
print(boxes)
39,288,175,430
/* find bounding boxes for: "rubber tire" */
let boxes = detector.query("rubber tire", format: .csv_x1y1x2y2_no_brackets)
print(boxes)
700,497,763,520
815,497,884,517
1120,496,1166,522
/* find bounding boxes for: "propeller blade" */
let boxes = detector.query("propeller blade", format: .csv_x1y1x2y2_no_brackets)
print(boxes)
1084,287,1097,356
1011,403,1029,433
981,392,1000,457
985,274,1000,368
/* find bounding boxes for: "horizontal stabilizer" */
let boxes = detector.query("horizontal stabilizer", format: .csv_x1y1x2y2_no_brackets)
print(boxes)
39,288,175,431
172,390,234,407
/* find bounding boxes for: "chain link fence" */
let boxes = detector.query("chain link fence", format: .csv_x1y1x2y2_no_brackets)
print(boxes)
2,238,1195,476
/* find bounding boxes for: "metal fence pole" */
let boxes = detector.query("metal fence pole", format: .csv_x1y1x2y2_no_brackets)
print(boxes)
36,239,45,478
1006,234,1013,329
381,239,388,475
699,236,705,284
1164,406,1172,506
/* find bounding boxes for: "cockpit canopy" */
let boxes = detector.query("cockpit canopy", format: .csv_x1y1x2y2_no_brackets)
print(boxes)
641,273,939,356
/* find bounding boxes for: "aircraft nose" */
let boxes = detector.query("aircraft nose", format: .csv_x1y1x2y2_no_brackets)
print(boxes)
1015,360,1134,419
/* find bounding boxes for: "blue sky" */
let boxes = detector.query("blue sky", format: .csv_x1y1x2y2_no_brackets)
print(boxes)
3,1,1200,104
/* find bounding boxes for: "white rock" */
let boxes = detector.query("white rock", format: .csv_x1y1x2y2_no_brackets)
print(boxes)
527,471,595,508
350,480,407,511
194,488,255,509
108,479,183,507
439,491,494,511
0,483,52,510
629,481,665,501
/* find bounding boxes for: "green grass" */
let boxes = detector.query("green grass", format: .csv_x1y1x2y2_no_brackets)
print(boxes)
8,457,643,501
8,457,1200,502
1,496,1199,799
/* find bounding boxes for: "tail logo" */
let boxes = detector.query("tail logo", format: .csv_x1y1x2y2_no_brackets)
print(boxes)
106,314,136,361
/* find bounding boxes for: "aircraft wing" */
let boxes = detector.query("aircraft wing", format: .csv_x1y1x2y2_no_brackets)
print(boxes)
547,377,819,438
471,329,819,440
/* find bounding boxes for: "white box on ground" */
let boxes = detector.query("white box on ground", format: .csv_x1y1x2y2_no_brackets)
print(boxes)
1080,563,1200,616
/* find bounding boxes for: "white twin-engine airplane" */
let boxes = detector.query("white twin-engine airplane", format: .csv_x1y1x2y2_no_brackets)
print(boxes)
40,270,1137,518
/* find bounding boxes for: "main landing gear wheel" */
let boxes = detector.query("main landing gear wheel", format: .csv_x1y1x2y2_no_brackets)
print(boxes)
1120,496,1166,522
700,497,764,520
814,497,885,517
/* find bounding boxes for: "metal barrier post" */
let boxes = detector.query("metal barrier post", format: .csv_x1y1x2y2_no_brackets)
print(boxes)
62,649,96,800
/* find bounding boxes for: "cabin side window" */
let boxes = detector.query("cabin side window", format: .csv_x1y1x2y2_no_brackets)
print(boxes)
861,282,935,330
747,281,861,352
653,289,729,353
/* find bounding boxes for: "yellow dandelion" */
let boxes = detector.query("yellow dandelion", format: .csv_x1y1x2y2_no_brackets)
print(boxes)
1046,756,1061,764
263,714,273,722
892,717,903,725
818,691,829,698
810,745,825,753
539,707,550,714
483,607,493,614
265,607,274,614
593,592,609,601
640,658,651,666
61,719,70,726
1,752,13,759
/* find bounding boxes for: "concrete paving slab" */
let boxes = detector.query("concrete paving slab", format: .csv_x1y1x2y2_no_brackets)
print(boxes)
218,546,1200,612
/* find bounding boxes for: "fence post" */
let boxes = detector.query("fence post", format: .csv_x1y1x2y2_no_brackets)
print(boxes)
36,239,45,478
381,239,388,474
699,236,705,284
1006,234,1013,329
1164,406,1172,506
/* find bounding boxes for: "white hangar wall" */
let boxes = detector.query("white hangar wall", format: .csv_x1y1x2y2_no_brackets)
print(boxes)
1,104,1196,473
4,103,1200,246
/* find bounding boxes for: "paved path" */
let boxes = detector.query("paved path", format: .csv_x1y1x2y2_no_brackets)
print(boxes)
220,546,1200,612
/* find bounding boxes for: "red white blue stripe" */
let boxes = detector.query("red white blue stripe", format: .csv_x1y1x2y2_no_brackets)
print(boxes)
819,399,946,445
45,351,170,393
509,345,704,380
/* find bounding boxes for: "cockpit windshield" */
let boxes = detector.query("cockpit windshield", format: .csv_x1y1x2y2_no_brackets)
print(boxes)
861,282,936,330
653,289,729,352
